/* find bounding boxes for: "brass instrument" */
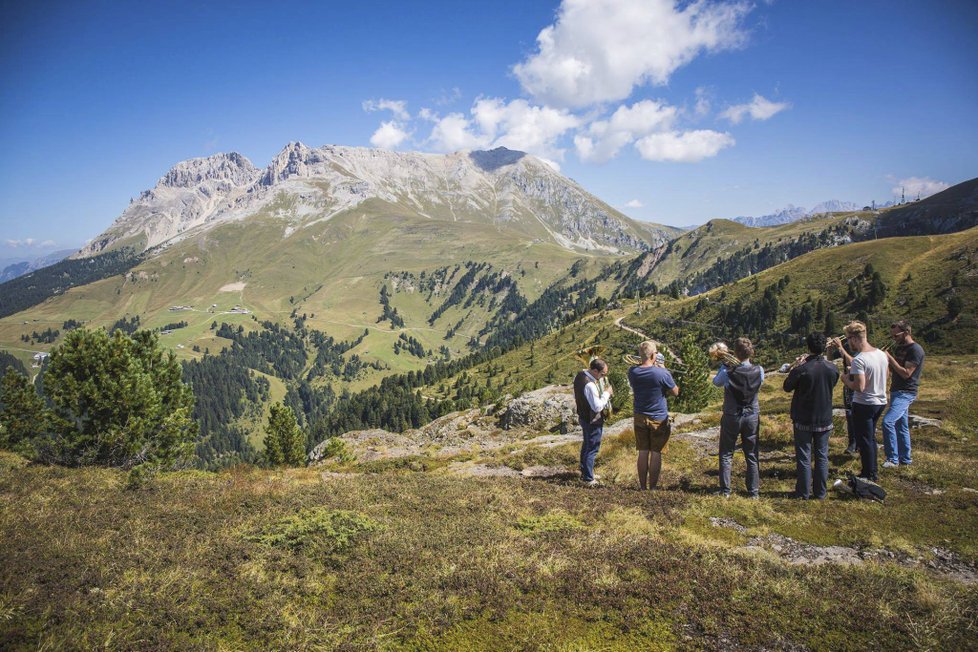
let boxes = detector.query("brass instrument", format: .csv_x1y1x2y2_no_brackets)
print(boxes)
574,345,606,366
622,353,641,365
708,342,741,366
574,345,612,419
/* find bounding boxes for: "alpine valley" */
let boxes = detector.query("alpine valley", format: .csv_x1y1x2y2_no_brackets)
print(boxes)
1,144,976,464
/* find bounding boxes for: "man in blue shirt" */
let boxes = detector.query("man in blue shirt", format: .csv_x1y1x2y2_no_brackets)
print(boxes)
712,337,764,498
628,341,679,490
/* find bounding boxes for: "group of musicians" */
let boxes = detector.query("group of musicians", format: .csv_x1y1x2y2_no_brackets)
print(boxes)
573,320,925,497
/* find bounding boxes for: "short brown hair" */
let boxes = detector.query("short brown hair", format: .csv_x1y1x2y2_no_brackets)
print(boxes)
891,319,912,335
844,321,867,338
637,340,657,362
734,337,753,360
589,358,608,373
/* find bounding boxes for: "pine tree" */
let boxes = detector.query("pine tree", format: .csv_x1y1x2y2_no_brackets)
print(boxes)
41,328,197,468
0,369,47,451
672,335,714,413
264,402,305,466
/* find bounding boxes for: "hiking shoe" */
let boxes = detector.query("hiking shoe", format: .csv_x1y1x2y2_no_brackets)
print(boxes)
882,460,899,469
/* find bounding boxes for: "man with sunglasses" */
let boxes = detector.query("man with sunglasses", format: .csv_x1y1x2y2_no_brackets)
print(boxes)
881,320,925,468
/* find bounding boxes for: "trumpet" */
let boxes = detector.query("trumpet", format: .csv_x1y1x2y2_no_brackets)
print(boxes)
708,342,741,366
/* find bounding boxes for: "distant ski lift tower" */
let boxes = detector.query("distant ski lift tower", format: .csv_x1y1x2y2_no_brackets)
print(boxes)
902,187,906,204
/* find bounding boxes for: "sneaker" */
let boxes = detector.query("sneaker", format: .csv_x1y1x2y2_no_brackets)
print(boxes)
844,445,857,455
585,479,601,487
713,490,730,499
882,461,899,469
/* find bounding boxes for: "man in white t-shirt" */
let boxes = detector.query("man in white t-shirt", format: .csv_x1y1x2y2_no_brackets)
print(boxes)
831,321,888,481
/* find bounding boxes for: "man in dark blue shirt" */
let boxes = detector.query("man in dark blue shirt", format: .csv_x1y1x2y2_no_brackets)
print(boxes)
628,341,679,490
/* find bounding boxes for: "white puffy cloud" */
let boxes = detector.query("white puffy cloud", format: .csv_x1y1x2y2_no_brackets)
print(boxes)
362,98,410,121
720,93,790,124
575,100,677,162
892,177,950,200
474,98,579,160
5,238,36,247
635,129,735,162
513,0,751,108
624,199,643,208
424,99,578,160
427,113,491,152
369,121,410,149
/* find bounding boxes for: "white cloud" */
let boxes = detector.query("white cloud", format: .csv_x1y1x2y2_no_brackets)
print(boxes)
6,238,36,247
720,93,790,124
575,99,677,162
362,98,410,121
369,121,410,149
475,98,579,160
424,99,578,160
513,0,751,108
892,177,950,200
635,130,735,162
625,199,643,208
427,113,491,152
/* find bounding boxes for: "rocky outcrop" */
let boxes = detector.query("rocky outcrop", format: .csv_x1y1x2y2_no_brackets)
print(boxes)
498,385,576,432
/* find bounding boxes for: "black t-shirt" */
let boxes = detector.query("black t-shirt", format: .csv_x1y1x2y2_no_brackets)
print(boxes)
891,342,924,393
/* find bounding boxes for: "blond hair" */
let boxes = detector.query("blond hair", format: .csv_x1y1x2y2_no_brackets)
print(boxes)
844,321,867,338
638,340,657,363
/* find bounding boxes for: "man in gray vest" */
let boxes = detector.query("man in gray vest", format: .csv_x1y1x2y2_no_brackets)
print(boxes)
573,358,613,485
712,337,764,498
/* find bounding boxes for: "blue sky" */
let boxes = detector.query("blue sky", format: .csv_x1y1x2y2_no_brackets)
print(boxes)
1,0,977,257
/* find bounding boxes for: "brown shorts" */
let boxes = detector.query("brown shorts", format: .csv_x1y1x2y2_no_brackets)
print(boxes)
634,414,671,452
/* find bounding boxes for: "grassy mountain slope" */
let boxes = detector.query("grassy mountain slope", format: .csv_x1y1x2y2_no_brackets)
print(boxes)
2,356,976,649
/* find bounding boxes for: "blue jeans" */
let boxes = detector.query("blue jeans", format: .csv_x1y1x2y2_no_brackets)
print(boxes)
718,411,759,497
882,390,916,464
794,427,831,499
579,418,603,481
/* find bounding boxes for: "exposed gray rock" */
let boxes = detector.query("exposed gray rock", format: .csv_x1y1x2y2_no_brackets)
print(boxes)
499,385,576,431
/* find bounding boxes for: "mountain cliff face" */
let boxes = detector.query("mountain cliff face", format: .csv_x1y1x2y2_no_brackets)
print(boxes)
79,144,676,257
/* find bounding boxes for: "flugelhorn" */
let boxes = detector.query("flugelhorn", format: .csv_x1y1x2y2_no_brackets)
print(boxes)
708,342,741,366
574,345,606,366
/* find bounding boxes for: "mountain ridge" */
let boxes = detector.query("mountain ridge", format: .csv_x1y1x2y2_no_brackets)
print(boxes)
79,144,678,258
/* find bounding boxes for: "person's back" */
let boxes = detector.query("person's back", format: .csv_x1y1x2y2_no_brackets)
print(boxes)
851,348,888,406
628,364,673,421
721,362,763,415
786,356,839,428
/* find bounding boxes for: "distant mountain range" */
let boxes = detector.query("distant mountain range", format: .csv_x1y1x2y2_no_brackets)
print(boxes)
731,200,861,227
80,144,676,257
0,249,76,283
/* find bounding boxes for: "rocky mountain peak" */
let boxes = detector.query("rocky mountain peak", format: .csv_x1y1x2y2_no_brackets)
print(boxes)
158,152,258,190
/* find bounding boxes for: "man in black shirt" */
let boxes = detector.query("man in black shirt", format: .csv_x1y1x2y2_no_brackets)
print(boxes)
881,320,925,468
784,332,840,499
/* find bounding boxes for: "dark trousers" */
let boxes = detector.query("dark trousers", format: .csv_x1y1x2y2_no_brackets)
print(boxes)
852,402,885,481
845,409,856,450
794,427,831,499
579,418,603,481
718,412,759,496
